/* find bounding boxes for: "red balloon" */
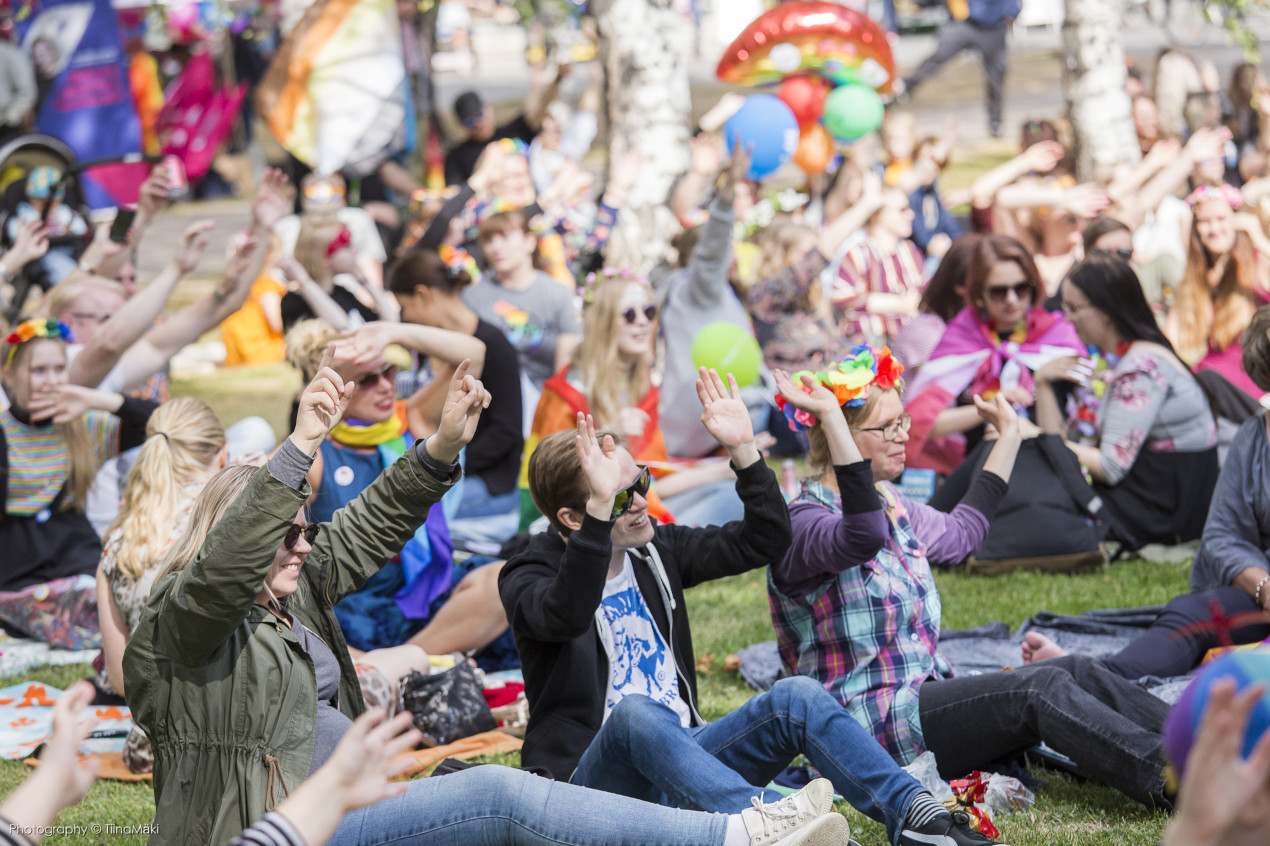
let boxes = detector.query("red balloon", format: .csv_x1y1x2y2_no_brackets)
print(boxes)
778,76,828,127
793,124,835,175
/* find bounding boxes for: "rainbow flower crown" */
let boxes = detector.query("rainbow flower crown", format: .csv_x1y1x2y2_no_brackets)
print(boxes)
1186,183,1243,210
774,344,904,432
582,267,649,304
4,319,74,366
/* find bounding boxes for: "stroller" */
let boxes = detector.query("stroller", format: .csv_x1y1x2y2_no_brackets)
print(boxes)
0,134,108,324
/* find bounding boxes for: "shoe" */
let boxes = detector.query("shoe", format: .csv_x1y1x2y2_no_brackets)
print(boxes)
741,778,846,845
989,122,1003,138
899,810,1010,845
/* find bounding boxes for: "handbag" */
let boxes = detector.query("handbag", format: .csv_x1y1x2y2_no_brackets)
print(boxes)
398,661,497,747
929,434,1110,575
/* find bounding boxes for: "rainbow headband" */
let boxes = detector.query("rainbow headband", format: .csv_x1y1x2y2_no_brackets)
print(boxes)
774,344,904,432
582,267,649,304
1186,183,1243,210
4,319,74,366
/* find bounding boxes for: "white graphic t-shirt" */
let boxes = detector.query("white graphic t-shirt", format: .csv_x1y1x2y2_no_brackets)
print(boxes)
598,554,692,727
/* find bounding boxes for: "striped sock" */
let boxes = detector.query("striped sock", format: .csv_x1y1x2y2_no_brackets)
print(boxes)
905,792,951,829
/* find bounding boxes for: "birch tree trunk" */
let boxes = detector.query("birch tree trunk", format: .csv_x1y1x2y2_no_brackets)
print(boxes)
1062,0,1140,181
592,0,692,273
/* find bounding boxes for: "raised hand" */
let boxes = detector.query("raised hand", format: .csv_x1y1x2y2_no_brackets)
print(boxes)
28,384,105,425
292,345,356,454
689,132,723,176
136,165,172,217
252,168,292,231
6,218,50,267
223,232,260,286
575,412,625,514
722,136,753,194
175,219,215,274
612,406,649,440
698,367,759,466
429,358,489,463
1059,183,1111,219
342,322,398,369
973,393,1021,441
1021,140,1066,174
273,254,313,287
774,368,841,421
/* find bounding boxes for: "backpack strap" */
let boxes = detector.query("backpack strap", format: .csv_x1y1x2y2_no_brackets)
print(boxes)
1034,434,1103,519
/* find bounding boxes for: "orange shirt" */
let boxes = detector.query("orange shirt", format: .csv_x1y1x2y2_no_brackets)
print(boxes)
221,274,286,367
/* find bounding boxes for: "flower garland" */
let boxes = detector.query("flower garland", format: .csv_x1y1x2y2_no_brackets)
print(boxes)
4,319,74,366
582,266,649,304
1185,183,1243,210
1064,345,1116,446
774,344,904,431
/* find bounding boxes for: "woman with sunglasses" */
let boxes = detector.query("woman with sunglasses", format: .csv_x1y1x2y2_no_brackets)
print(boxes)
902,235,1083,474
284,318,514,674
1031,255,1218,548
769,347,1177,811
519,273,744,530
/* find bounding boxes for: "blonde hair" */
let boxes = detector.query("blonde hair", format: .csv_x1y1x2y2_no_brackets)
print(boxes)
806,383,904,479
152,465,259,586
106,398,225,581
285,319,339,382
40,275,126,324
573,278,654,427
294,213,344,284
1174,226,1259,362
1,337,93,509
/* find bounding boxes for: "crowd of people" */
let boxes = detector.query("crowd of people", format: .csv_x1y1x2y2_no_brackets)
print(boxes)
5,5,1270,844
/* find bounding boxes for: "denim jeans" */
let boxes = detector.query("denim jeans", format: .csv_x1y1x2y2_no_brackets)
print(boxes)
917,654,1171,807
329,764,728,845
455,474,520,520
570,677,922,844
661,479,745,528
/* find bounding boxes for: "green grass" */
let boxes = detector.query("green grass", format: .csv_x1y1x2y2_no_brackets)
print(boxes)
0,559,1186,844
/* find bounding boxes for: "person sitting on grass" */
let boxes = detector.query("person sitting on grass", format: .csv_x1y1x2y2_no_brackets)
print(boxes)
769,345,1176,810
122,355,848,846
502,370,999,846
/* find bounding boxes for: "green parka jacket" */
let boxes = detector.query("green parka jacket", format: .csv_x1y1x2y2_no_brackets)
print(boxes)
123,445,457,845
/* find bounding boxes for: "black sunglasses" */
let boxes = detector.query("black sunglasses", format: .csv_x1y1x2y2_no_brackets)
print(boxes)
612,466,652,519
1092,247,1134,261
284,522,320,550
984,281,1034,303
622,305,657,325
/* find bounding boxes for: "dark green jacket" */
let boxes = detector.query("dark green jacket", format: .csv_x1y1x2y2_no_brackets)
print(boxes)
123,447,457,846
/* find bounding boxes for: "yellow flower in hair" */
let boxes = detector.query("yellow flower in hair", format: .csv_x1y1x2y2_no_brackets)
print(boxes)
825,367,874,405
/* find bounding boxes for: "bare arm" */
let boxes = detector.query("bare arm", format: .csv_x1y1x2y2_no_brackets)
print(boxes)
523,63,567,132
970,140,1065,209
96,566,130,697
670,133,723,224
819,171,884,257
1118,127,1230,230
555,332,580,373
277,257,352,330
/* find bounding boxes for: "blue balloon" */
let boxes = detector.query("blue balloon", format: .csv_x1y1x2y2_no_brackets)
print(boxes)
724,94,800,179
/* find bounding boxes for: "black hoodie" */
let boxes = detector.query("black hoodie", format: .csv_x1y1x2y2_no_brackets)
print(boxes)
497,458,793,781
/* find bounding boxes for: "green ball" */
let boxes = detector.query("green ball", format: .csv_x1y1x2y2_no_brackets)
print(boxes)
821,83,885,142
691,322,761,387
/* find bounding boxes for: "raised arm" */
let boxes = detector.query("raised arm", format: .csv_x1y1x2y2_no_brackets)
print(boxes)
969,140,1064,210
684,147,743,310
670,133,723,225
1118,127,1230,230
818,169,884,257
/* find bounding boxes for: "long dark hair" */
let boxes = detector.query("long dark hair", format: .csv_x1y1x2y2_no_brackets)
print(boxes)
1066,255,1177,354
387,249,472,297
920,233,983,321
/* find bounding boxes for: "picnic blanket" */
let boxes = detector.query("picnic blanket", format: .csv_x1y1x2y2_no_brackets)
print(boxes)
0,635,99,679
0,682,132,761
738,605,1194,705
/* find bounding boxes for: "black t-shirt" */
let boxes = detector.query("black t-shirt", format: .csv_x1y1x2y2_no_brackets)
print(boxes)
280,286,379,332
465,319,524,495
444,115,536,185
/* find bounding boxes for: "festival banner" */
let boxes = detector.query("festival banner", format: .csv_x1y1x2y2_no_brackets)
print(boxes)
255,0,409,176
16,0,144,209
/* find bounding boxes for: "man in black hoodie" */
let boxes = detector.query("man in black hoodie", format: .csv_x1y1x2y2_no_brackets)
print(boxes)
499,369,1004,846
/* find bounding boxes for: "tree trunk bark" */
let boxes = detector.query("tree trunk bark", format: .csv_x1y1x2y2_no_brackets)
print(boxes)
1062,0,1140,181
593,0,692,274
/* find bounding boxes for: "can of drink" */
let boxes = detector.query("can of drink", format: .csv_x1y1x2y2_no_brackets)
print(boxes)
163,155,189,201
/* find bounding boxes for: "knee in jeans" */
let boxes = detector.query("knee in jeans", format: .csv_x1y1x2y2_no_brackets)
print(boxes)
768,676,828,714
606,694,670,739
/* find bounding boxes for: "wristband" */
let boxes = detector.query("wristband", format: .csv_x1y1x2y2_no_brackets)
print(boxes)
1256,574,1270,609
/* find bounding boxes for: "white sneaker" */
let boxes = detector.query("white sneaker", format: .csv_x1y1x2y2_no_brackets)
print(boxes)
741,778,848,845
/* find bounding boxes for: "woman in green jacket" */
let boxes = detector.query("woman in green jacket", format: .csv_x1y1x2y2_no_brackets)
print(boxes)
122,350,847,846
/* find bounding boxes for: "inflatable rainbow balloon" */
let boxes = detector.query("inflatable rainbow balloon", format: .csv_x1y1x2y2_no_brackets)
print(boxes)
715,2,896,95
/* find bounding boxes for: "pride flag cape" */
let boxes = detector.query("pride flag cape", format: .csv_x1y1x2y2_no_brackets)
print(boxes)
517,367,674,530
903,306,1083,473
255,0,408,176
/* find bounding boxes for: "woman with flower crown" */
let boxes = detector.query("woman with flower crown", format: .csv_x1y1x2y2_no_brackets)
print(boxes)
0,319,156,646
767,344,1178,809
1166,183,1270,398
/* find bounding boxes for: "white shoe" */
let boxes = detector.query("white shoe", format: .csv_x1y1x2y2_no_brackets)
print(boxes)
741,778,848,845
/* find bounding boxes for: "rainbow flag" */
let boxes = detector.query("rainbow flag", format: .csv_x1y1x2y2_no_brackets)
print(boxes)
255,0,408,176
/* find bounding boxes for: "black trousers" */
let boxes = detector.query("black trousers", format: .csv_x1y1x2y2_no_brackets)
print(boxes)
905,19,1008,126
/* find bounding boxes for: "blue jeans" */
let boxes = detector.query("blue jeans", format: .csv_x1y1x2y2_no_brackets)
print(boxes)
661,479,745,528
329,765,728,845
455,475,520,520
571,677,922,844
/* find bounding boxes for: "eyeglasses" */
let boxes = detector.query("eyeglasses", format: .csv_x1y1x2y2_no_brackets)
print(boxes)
612,466,652,519
1061,300,1094,317
283,522,320,550
1092,247,1134,261
984,282,1034,303
357,365,399,390
851,413,912,442
622,305,657,325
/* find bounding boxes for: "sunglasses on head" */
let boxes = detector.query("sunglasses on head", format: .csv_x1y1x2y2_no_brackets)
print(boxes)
622,305,657,325
612,466,652,519
1093,247,1134,261
284,522,320,550
984,281,1034,303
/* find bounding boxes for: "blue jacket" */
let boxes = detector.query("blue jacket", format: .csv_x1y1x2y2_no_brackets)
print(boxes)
968,0,1018,26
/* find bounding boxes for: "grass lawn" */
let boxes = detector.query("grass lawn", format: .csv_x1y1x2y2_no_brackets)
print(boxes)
0,558,1187,845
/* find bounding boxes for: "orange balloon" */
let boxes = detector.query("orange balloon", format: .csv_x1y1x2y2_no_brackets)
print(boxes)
793,124,835,175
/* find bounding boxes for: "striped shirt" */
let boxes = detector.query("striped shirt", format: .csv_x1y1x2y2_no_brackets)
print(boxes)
832,237,925,345
229,811,308,846
0,409,118,515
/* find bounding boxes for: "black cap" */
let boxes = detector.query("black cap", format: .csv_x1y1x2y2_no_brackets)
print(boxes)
454,91,485,128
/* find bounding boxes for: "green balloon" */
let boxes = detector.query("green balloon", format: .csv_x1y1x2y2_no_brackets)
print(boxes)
821,84,885,142
691,322,761,387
